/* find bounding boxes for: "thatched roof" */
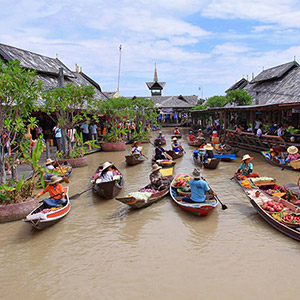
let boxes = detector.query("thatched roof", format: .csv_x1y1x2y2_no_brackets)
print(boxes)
226,78,248,92
0,43,108,102
152,95,198,108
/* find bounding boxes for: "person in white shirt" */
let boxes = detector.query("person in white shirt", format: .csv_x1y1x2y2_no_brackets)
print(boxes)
254,119,262,130
67,128,76,150
277,124,284,137
256,124,263,137
94,161,115,183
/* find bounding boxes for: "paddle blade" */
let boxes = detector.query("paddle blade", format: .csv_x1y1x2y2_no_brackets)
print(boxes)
221,204,228,210
69,193,81,200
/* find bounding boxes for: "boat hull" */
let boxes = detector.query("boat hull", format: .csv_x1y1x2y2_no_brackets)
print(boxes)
125,155,145,166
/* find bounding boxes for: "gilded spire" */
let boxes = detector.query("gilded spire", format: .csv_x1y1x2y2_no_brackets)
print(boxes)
154,62,158,82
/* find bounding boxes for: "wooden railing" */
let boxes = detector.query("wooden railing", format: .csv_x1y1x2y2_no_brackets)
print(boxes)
226,130,287,152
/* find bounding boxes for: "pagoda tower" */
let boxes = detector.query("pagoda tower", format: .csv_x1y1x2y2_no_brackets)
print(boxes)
146,63,166,96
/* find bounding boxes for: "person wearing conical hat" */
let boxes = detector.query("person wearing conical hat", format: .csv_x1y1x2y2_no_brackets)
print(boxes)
44,158,55,180
97,161,115,183
182,168,215,203
172,137,183,154
150,163,167,190
36,175,66,208
287,146,300,162
236,154,254,176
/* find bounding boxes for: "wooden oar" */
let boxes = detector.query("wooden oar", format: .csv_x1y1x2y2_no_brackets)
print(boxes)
69,186,93,200
201,176,227,210
150,141,172,160
37,191,64,203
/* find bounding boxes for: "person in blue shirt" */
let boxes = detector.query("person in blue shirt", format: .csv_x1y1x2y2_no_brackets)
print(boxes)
236,154,254,176
172,137,183,153
80,122,89,142
52,123,62,152
154,142,172,161
182,168,215,203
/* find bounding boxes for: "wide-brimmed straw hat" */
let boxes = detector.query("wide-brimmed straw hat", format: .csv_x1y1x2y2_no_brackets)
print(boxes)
49,175,62,185
198,129,202,131
45,158,55,165
191,168,201,179
204,143,213,150
287,146,299,154
172,137,178,141
102,161,113,171
152,163,162,173
241,154,253,161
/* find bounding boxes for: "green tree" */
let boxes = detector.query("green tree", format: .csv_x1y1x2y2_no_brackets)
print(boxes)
42,83,95,156
205,95,227,108
0,60,42,184
226,89,252,106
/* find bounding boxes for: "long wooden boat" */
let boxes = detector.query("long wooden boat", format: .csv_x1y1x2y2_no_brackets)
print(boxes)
44,163,73,184
261,151,298,171
170,173,218,216
115,169,173,209
125,154,146,166
234,176,300,241
92,164,125,199
171,134,182,139
188,140,203,147
151,156,176,168
193,155,220,169
23,187,70,230
166,150,184,159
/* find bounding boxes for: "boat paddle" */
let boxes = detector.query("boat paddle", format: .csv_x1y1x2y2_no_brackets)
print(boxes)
69,186,94,200
201,176,228,210
54,159,70,183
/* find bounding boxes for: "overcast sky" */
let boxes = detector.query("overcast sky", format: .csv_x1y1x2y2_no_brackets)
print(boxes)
1,0,300,98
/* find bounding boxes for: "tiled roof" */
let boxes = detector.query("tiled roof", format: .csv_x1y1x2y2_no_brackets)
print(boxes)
152,95,198,108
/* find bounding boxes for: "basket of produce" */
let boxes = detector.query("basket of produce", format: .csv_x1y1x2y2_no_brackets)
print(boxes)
261,200,284,214
177,186,191,196
172,175,192,188
280,212,300,227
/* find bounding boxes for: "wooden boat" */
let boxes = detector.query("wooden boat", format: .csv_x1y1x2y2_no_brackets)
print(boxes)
23,187,70,230
171,134,182,139
115,168,173,209
170,173,218,216
166,150,184,159
234,176,300,242
154,138,166,146
193,156,220,169
44,163,73,184
125,154,146,166
188,140,203,147
152,157,176,168
261,151,298,171
214,145,239,162
92,164,124,199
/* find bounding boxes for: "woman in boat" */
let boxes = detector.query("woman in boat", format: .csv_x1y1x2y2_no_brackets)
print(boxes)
131,141,144,157
236,154,254,176
171,137,183,154
174,126,180,135
94,161,115,183
182,168,215,203
150,164,168,191
287,146,300,162
203,143,214,161
44,158,56,180
188,131,195,142
35,175,66,208
196,129,204,140
154,142,172,160
157,131,165,141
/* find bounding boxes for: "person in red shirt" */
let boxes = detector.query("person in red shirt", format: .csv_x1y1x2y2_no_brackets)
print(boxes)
36,176,66,208
188,131,195,141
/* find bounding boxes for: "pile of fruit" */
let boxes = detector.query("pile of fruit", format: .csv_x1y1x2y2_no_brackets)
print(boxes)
261,200,284,213
281,212,300,225
241,179,252,189
173,175,192,188
54,165,71,175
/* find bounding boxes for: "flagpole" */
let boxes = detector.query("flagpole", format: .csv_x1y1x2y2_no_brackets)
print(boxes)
117,45,122,94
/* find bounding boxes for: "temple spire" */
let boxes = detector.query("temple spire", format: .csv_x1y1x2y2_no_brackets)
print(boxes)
154,63,158,82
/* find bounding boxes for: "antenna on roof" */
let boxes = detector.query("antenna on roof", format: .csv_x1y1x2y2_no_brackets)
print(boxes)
252,73,254,80
262,66,264,71
294,55,296,62
56,53,59,59
80,66,82,73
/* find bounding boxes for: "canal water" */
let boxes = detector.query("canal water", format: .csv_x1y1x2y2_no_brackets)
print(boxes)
1,128,300,300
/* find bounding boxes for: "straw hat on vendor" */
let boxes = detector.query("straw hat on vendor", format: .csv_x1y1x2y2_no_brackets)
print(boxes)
151,163,162,173
48,175,62,185
241,154,253,162
190,168,201,179
45,158,55,165
102,161,114,171
172,137,178,141
204,143,213,150
287,145,299,155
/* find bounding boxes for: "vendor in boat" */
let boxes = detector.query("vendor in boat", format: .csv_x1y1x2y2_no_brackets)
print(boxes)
44,158,56,180
188,131,195,142
236,154,254,176
94,161,115,183
182,168,215,203
287,146,300,161
154,142,172,161
35,175,66,208
172,137,183,154
174,126,180,135
157,131,165,141
196,129,204,141
203,143,214,160
131,141,144,157
150,164,168,191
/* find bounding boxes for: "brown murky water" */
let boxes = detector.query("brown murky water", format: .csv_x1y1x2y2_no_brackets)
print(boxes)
1,128,300,300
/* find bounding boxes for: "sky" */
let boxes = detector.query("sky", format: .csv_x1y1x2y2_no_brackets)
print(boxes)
1,0,300,99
